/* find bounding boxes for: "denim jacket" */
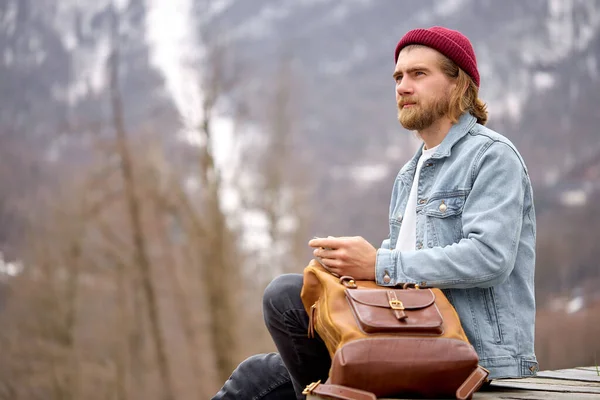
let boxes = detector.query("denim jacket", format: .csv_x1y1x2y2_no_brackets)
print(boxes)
375,113,539,379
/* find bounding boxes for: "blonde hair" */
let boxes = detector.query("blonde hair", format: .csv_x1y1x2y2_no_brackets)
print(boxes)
438,54,488,125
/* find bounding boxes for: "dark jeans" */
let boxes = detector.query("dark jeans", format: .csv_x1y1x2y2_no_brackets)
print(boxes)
212,274,331,400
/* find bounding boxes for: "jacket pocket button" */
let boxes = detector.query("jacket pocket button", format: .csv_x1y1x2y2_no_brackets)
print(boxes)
439,201,447,213
383,274,391,284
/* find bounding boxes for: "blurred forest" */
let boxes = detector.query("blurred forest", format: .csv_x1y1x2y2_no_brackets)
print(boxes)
0,0,599,399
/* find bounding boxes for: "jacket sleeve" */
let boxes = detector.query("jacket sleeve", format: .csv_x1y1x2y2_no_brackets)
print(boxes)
380,238,391,250
375,141,529,289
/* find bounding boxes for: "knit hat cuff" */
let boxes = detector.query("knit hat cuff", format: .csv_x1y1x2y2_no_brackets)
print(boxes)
394,28,480,87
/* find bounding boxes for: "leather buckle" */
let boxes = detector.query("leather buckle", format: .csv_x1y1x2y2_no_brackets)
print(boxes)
389,299,405,310
302,380,321,395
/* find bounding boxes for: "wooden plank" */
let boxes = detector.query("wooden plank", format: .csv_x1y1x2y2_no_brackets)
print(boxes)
473,390,600,399
309,392,600,400
488,377,600,394
536,368,600,382
306,367,600,399
576,366,600,373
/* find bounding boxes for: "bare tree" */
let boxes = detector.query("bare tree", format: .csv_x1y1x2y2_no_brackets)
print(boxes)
194,37,242,384
261,56,313,275
142,143,205,396
107,6,175,400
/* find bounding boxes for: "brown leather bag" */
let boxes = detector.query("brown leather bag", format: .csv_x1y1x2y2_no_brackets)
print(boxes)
300,260,489,400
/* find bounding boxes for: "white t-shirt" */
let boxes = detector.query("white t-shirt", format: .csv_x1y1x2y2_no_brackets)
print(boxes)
395,144,439,251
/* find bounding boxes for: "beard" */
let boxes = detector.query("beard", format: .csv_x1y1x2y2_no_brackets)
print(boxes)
397,92,450,131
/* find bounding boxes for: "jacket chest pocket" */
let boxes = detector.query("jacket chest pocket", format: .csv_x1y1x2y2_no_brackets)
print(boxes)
422,194,466,247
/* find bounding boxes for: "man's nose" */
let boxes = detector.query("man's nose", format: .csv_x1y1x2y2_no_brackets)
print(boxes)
396,78,413,97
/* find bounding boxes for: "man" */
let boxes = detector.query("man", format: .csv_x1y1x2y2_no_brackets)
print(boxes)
213,26,538,400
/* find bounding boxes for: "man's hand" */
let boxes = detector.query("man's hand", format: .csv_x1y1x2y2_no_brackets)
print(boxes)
308,236,377,281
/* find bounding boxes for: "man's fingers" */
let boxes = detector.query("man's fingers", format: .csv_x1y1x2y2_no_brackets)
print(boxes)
308,236,342,249
318,257,342,270
313,247,339,258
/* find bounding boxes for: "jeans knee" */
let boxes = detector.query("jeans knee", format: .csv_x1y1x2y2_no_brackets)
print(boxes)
235,353,291,386
236,353,273,376
213,353,291,400
262,274,303,318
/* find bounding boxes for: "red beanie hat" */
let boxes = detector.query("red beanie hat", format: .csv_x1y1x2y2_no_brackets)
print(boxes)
394,26,480,87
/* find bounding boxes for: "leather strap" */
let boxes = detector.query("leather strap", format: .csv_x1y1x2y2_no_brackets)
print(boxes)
303,382,376,400
304,366,488,400
455,365,489,400
386,290,408,320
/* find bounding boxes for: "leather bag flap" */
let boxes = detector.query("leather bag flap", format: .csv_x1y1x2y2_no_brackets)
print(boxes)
346,288,436,310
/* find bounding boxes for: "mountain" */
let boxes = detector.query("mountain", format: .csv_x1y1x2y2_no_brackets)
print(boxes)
195,0,600,241
0,0,179,250
1,0,599,267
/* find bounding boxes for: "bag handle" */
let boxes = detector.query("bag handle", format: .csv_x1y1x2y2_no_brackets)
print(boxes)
302,365,489,400
335,273,425,291
401,282,421,289
339,276,357,288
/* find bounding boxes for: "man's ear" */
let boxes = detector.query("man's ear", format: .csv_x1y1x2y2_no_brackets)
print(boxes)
450,81,458,93
446,79,457,98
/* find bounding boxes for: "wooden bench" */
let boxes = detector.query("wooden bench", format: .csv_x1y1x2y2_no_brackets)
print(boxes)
307,366,600,399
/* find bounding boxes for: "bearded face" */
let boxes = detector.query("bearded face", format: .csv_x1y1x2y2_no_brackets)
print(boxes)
397,88,451,131
393,46,456,132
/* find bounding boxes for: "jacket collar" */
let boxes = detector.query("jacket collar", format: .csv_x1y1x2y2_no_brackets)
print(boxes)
432,112,477,159
399,113,476,181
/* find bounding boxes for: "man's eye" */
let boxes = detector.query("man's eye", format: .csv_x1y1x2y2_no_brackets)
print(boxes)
415,71,425,76
395,75,403,82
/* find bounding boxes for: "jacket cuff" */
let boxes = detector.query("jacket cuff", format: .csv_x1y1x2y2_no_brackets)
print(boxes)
375,248,396,286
